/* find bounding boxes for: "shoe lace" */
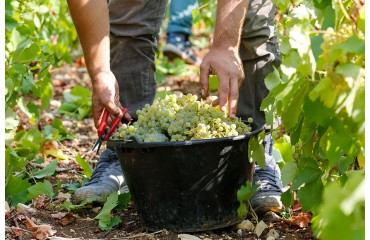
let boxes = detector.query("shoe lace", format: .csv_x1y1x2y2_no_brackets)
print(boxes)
253,166,282,193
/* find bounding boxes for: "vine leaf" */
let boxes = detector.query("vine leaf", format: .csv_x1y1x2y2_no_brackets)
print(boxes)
248,133,265,168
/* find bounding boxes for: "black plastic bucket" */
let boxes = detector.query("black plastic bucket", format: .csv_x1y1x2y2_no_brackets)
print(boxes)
107,126,261,232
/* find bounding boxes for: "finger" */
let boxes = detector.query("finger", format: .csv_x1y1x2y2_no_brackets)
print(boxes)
211,97,219,107
93,106,104,129
199,62,210,97
105,102,124,120
217,73,230,112
228,77,239,118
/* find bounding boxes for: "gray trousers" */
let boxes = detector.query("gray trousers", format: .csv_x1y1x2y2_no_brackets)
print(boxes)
108,0,280,171
109,0,281,126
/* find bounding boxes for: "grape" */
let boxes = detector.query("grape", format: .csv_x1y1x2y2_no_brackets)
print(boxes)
113,93,253,142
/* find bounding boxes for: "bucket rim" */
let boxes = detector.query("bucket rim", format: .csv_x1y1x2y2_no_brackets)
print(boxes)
107,124,263,148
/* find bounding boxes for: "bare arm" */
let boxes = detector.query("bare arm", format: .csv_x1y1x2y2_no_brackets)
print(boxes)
200,0,248,118
67,0,131,128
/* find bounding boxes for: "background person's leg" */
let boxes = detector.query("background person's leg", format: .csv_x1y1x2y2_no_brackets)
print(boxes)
163,0,201,65
237,0,283,214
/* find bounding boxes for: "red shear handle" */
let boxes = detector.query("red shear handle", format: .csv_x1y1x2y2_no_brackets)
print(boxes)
103,108,128,141
97,108,109,137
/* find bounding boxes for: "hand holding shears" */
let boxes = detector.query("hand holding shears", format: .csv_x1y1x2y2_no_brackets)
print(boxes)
92,107,128,153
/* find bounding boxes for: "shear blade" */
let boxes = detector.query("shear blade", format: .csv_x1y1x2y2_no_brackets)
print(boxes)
92,138,103,153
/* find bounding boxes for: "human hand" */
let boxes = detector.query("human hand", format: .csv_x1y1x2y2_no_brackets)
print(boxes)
91,71,132,129
199,47,244,118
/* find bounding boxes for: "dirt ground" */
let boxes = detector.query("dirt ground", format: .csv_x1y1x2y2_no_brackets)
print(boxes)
5,59,316,240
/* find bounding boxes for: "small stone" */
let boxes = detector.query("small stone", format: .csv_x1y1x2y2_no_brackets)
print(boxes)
267,229,280,239
254,220,268,237
263,211,281,222
70,229,75,233
236,219,255,231
177,234,201,240
266,236,275,240
237,229,244,237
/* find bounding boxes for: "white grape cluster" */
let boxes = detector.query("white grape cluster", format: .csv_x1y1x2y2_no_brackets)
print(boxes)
113,93,253,142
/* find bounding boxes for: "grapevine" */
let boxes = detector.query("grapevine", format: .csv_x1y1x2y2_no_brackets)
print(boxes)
113,93,253,142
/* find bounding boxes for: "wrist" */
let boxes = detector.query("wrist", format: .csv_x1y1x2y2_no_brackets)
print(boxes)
91,70,114,84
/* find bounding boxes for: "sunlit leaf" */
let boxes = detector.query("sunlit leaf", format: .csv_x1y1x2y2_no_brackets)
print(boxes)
75,154,93,178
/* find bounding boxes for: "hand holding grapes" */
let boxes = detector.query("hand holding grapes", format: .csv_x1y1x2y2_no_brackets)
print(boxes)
199,47,244,119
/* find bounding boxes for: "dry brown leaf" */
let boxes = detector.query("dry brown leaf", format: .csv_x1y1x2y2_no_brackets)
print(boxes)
11,227,25,237
32,224,57,240
58,212,77,226
51,212,67,219
33,194,49,209
291,212,312,228
25,216,38,230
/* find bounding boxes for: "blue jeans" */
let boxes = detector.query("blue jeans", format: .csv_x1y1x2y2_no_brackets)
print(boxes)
167,0,197,36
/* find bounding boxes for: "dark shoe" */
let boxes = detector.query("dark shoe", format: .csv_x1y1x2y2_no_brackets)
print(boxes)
163,32,201,65
74,149,128,203
251,165,284,215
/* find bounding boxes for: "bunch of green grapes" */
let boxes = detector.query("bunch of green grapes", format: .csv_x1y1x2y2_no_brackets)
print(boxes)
113,93,253,142
320,24,354,69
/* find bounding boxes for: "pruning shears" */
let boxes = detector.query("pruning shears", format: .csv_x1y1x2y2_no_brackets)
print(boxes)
91,107,128,154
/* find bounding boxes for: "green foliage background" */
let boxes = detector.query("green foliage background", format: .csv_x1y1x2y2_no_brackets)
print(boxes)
262,0,365,239
5,0,365,238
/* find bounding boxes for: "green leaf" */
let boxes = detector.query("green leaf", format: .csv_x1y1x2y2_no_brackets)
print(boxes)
19,128,43,154
52,118,75,141
237,181,259,203
12,42,41,63
237,181,259,218
10,28,28,49
99,217,122,231
61,197,95,211
336,35,365,57
5,107,19,130
27,180,54,199
291,157,321,190
264,67,281,91
311,35,323,61
6,174,32,206
237,202,248,218
357,6,365,34
75,154,93,178
309,77,336,108
281,188,294,208
117,193,131,210
59,85,92,120
297,179,323,213
33,160,58,179
281,82,307,130
95,192,120,230
209,75,219,92
281,162,298,187
312,171,365,240
5,148,27,180
248,134,266,168
274,135,294,164
303,98,333,126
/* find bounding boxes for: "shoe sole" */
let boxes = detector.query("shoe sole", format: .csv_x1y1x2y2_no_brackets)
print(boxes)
163,44,198,65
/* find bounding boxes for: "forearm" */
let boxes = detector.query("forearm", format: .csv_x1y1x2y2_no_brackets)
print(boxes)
212,0,249,52
67,0,110,79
